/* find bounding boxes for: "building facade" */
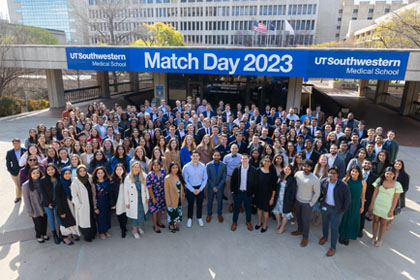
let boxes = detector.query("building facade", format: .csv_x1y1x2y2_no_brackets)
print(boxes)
7,0,88,44
87,0,343,47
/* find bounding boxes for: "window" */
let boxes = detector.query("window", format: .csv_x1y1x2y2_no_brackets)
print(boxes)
336,26,340,30
367,17,372,20
353,9,358,13
338,9,343,14
338,17,342,22
352,17,357,20
368,9,374,13
385,8,390,13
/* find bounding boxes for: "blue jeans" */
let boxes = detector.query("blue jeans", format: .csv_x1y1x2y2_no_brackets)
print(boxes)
321,205,343,249
207,186,224,216
43,207,61,232
232,192,252,223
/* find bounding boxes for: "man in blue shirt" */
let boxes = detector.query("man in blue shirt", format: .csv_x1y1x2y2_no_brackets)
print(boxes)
6,138,26,203
223,144,242,213
205,151,227,223
182,150,208,228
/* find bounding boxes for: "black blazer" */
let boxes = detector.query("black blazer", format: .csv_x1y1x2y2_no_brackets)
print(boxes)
108,178,123,208
229,140,247,154
196,126,211,142
396,172,410,193
278,176,297,213
54,182,76,228
6,148,27,176
319,178,351,214
364,171,378,204
231,165,257,197
40,177,56,208
303,149,320,165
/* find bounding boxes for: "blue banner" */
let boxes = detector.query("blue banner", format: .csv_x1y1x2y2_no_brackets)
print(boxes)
66,47,409,80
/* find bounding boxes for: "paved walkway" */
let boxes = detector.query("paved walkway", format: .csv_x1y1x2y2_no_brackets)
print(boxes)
0,99,419,280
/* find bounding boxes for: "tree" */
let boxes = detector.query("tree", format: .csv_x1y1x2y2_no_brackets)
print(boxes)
0,23,59,98
366,8,420,48
131,22,185,47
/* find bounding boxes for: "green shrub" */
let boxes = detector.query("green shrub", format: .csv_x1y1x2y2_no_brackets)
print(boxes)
0,97,24,117
27,99,50,111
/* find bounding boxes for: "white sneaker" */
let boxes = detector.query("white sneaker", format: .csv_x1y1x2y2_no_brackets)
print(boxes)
138,228,144,235
198,218,204,227
187,218,192,228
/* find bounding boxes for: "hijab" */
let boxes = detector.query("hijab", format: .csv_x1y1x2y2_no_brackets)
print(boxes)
76,165,89,185
60,167,72,199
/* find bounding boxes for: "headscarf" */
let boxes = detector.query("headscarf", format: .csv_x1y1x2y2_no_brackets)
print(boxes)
60,167,72,199
76,165,89,185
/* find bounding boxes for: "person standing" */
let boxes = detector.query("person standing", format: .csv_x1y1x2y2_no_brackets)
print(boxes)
124,161,149,240
383,130,399,162
223,144,241,213
292,159,320,247
6,138,27,203
230,153,257,231
206,151,227,223
327,144,346,179
318,166,351,256
338,166,366,245
109,164,128,238
22,166,48,243
164,162,185,233
182,150,208,228
359,159,378,237
71,165,97,242
92,166,112,240
147,160,167,233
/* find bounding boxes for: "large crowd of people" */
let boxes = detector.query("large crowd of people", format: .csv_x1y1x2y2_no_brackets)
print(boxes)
5,97,410,257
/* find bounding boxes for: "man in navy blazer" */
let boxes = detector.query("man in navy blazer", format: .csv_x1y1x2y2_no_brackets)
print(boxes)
206,151,227,223
6,138,27,203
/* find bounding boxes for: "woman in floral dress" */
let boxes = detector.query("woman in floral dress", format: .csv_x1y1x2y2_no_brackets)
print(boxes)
147,160,166,233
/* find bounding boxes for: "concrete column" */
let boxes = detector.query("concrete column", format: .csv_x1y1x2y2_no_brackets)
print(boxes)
96,71,110,98
399,81,420,116
152,72,167,106
45,69,65,108
357,79,369,97
286,77,303,112
375,80,389,104
129,72,139,93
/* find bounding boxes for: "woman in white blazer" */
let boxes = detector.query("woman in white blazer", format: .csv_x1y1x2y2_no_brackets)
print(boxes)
71,165,97,242
124,161,149,239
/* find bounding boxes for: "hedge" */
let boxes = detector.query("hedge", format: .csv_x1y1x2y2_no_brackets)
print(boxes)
0,97,50,117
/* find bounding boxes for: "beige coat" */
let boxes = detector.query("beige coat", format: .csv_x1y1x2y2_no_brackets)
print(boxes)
70,176,96,229
164,174,185,208
123,174,149,219
164,150,181,170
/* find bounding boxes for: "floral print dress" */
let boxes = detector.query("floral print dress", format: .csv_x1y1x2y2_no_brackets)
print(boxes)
146,169,166,214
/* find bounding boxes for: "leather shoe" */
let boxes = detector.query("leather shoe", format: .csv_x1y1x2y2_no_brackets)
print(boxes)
14,198,21,203
326,248,336,257
206,216,212,223
231,223,237,231
218,215,223,223
300,239,308,247
291,230,303,236
319,237,328,245
246,222,253,231
358,231,363,238
255,224,262,230
229,204,234,213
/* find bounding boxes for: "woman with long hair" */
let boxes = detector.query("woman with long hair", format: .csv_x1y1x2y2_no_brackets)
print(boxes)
272,153,285,177
368,167,403,247
124,161,149,240
81,142,95,167
180,135,196,167
249,148,261,169
273,165,297,234
92,166,112,240
71,165,97,242
88,150,111,174
111,144,132,173
130,146,150,173
313,154,330,179
24,128,38,149
164,162,185,233
149,146,167,173
282,141,296,165
164,138,181,171
196,134,214,165
339,166,366,246
102,139,115,160
347,148,368,172
20,155,44,189
291,152,304,173
157,135,167,156
109,164,128,238
146,160,167,233
19,144,44,167
372,150,392,176
23,166,48,243
41,147,58,167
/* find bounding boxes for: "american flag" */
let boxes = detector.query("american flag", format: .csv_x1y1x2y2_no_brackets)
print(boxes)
253,21,267,33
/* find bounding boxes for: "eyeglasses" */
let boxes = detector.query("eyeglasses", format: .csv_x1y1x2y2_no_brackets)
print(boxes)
28,159,37,162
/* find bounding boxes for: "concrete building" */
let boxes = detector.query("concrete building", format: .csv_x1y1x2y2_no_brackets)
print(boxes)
336,0,417,42
7,0,88,44
87,0,343,46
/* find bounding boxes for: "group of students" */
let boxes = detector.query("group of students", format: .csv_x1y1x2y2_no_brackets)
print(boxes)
5,97,410,257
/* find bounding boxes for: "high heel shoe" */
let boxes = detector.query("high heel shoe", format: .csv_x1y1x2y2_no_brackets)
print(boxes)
153,227,161,233
261,227,267,233
255,224,262,230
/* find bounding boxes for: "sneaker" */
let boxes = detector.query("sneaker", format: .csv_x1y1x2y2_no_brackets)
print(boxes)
198,218,204,227
132,232,140,240
138,228,145,235
187,218,192,228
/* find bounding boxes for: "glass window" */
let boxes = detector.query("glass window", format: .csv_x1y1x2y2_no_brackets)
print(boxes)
353,9,358,13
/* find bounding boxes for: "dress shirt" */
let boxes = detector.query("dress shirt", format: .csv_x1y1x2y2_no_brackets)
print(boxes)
362,170,370,181
374,144,383,155
305,150,313,160
240,165,249,191
14,149,22,162
325,180,337,206
182,161,208,192
223,153,242,176
328,155,337,168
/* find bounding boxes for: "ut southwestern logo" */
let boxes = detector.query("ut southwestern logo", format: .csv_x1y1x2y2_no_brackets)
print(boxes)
69,52,127,67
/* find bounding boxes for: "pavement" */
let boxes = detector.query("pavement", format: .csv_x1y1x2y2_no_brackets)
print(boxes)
0,97,420,280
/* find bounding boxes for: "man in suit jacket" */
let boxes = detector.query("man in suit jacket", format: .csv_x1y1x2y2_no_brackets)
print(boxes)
359,159,378,236
202,104,215,118
206,151,227,223
313,105,325,126
93,116,108,138
326,144,346,180
6,138,27,203
303,140,320,167
229,132,247,154
318,166,351,256
196,118,212,142
230,153,257,231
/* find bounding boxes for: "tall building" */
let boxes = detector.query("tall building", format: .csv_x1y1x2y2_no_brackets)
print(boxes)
88,0,341,47
7,0,88,44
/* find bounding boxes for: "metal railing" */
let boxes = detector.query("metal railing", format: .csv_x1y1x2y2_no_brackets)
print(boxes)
64,85,100,103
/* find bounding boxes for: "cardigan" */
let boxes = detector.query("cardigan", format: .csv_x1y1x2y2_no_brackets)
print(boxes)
164,174,185,208
22,181,45,218
164,150,181,171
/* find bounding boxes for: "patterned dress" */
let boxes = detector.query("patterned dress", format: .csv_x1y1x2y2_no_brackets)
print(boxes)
146,169,166,214
272,181,293,220
167,181,183,225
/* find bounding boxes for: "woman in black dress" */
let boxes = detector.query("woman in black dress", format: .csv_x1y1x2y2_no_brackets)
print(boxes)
255,156,278,233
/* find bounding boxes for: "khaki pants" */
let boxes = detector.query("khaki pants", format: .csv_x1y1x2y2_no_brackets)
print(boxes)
11,175,22,199
223,175,232,203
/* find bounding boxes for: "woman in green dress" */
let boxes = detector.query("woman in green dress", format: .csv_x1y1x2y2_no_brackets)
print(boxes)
164,162,185,233
339,166,366,245
368,167,403,248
